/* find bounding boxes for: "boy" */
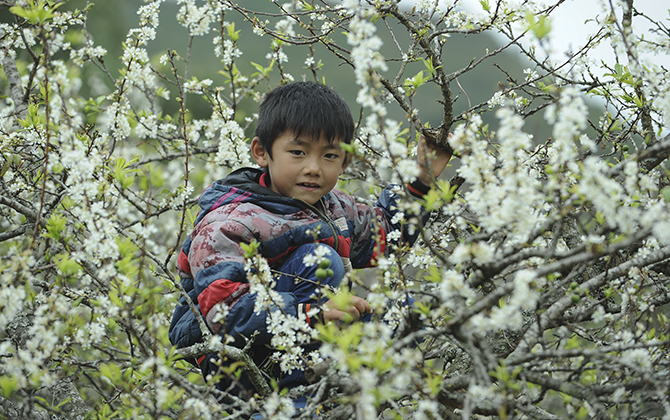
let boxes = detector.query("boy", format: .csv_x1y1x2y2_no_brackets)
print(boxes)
168,81,451,401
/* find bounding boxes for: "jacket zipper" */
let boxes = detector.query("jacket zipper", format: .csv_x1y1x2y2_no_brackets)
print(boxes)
297,198,339,251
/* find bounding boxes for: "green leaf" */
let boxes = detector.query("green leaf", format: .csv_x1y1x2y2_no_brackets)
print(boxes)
339,142,360,157
424,368,443,397
250,59,274,77
498,296,507,308
45,213,67,241
660,186,670,203
422,58,441,77
54,253,80,277
112,157,140,189
0,375,18,398
525,11,552,39
423,265,441,283
604,64,638,86
100,363,122,383
422,188,442,211
10,0,62,24
413,300,432,317
408,70,427,89
580,369,597,385
368,346,394,372
316,322,340,344
337,323,364,351
240,240,261,258
226,22,241,42
18,103,44,129
116,236,139,259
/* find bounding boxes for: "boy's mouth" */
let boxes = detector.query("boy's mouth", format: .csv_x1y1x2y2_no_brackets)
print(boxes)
298,182,320,189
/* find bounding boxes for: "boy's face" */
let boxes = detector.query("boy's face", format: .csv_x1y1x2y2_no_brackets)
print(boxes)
251,131,348,205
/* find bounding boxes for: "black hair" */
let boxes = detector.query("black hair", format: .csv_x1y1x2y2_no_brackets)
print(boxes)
254,81,355,158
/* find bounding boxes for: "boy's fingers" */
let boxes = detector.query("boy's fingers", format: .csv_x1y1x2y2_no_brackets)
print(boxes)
350,296,371,314
323,307,346,322
323,296,372,322
347,306,361,319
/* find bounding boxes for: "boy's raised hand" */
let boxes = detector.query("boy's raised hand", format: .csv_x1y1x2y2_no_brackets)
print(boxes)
323,295,371,323
416,134,452,185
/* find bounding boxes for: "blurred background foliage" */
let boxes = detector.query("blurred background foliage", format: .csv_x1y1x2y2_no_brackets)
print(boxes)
54,0,556,143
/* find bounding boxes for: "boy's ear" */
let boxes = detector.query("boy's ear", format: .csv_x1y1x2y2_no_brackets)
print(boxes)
251,137,269,167
340,154,350,174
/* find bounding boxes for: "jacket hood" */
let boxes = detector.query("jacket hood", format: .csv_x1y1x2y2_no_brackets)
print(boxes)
217,167,274,196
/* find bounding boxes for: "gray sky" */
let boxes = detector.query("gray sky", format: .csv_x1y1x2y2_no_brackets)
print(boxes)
399,0,669,71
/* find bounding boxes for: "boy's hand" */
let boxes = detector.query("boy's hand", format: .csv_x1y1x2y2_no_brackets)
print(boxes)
322,295,371,323
417,134,452,185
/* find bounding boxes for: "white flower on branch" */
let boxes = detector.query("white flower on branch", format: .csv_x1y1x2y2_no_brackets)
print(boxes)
546,87,590,166
579,157,639,233
214,37,242,66
467,383,501,406
127,27,157,45
451,241,495,265
357,368,380,417
137,1,162,28
622,348,652,370
246,254,284,314
0,281,26,330
70,42,108,67
487,91,505,109
102,101,132,141
523,67,539,81
136,114,158,139
183,78,213,94
268,309,318,373
266,48,289,65
176,0,220,36
260,393,295,419
275,17,296,37
414,400,441,420
438,269,475,303
301,243,331,268
182,398,215,420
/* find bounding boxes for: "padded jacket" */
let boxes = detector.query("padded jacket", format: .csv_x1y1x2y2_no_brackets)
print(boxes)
168,167,429,364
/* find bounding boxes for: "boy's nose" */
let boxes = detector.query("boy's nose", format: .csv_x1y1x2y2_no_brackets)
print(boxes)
303,158,321,176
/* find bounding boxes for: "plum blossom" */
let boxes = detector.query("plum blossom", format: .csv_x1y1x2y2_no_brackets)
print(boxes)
301,243,332,267
176,0,221,36
246,254,284,313
260,393,296,419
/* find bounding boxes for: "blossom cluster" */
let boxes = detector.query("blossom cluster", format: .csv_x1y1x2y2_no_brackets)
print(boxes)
176,0,222,36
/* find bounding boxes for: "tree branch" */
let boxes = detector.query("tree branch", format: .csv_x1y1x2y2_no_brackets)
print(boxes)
0,194,38,221
174,337,271,398
512,245,670,357
0,30,28,120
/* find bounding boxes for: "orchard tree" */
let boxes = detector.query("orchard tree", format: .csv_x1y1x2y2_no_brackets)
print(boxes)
1,0,670,419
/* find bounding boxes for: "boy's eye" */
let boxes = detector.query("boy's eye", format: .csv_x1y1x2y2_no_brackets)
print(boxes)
325,153,340,159
290,150,305,156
